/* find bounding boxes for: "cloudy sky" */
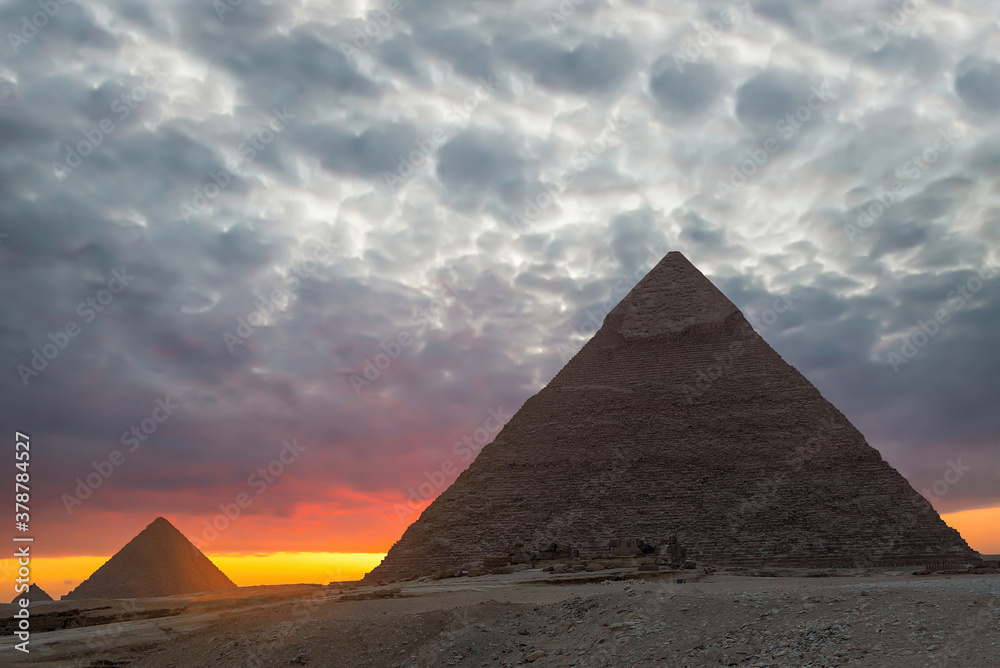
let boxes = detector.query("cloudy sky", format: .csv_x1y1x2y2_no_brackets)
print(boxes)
1,0,999,595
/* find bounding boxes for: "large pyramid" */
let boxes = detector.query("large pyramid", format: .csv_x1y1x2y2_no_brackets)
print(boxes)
63,517,237,599
366,252,979,582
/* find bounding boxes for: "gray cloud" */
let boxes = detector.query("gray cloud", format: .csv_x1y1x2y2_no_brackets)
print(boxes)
1,0,998,555
502,36,635,94
955,56,1000,113
649,59,724,117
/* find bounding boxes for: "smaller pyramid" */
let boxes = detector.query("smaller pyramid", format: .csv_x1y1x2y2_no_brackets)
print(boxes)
63,517,237,600
10,583,52,604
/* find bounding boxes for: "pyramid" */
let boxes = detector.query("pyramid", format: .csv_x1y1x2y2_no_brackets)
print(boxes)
366,252,979,582
63,517,237,599
10,583,52,604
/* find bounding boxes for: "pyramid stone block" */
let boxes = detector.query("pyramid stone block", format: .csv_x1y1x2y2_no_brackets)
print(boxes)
366,252,979,582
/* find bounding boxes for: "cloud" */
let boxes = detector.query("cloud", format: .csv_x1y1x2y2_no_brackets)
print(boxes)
502,36,635,94
954,56,1000,112
649,59,724,117
1,0,997,560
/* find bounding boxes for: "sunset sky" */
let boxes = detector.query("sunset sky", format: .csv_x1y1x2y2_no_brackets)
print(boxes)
1,0,998,600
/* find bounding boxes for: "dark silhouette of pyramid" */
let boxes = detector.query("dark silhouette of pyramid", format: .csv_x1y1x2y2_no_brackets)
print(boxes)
63,517,237,599
366,252,979,582
10,583,52,604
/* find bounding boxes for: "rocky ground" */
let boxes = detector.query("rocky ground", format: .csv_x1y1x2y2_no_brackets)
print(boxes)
1,568,997,667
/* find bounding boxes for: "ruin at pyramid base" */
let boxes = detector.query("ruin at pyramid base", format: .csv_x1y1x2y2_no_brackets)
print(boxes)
365,252,980,584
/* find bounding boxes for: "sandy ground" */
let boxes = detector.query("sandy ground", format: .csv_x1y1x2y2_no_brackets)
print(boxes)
1,568,997,667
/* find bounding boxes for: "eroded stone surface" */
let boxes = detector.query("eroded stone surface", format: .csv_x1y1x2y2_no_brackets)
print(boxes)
365,252,979,583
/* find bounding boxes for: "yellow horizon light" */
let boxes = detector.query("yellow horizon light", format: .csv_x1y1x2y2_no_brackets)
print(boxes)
941,507,1000,555
0,552,386,601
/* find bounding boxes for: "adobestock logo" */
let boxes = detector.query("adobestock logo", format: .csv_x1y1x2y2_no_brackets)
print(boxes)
843,125,961,244
922,459,971,503
671,0,753,72
381,74,501,196
179,107,295,222
51,70,165,180
555,244,668,363
7,0,71,54
61,395,181,515
223,239,335,354
393,407,510,524
715,83,837,199
191,438,307,550
349,280,459,395
887,257,998,372
16,268,134,386
339,0,411,62
511,112,630,232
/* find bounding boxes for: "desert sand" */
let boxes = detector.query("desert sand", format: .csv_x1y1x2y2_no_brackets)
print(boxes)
2,566,997,667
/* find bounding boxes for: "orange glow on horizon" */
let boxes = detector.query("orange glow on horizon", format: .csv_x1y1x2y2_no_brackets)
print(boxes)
941,507,1000,555
5,506,995,601
2,556,108,603
209,552,386,587
1,553,386,601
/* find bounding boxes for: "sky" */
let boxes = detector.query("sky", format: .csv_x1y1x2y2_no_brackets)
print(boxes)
1,0,998,599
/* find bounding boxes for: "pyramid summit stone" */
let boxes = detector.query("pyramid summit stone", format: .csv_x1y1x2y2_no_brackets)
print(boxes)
63,517,237,600
10,583,52,604
366,251,979,582
609,251,742,337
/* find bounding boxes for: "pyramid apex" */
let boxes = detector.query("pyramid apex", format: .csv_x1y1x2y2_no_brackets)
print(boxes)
147,516,176,530
608,251,739,338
